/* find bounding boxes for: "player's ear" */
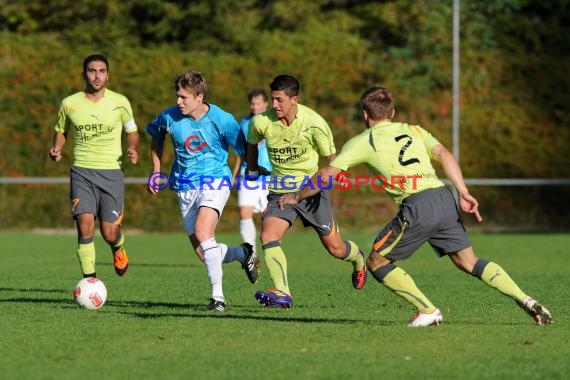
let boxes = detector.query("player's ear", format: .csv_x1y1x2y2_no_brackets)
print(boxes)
390,109,395,119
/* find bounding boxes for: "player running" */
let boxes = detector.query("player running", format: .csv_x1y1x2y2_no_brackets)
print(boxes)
146,70,258,312
279,85,553,326
246,74,367,309
49,54,139,278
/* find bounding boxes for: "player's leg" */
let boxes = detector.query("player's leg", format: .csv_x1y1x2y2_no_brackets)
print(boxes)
319,233,367,289
368,207,441,326
254,192,296,307
70,168,98,278
301,191,367,289
238,186,258,261
98,169,128,276
75,213,97,278
194,206,228,310
450,247,553,325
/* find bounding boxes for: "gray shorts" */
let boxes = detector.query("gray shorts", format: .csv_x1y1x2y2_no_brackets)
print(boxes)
372,187,471,260
70,167,125,223
263,191,338,236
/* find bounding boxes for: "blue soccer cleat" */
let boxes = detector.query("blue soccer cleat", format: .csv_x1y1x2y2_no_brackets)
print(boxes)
255,288,293,308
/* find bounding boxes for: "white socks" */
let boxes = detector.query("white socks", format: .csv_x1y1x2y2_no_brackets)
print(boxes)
240,218,257,255
220,243,246,263
200,238,224,302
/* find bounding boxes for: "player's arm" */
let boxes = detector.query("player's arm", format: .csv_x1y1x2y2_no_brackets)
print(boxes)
278,165,343,208
148,137,164,195
49,131,67,162
232,152,243,184
431,144,482,222
126,131,139,165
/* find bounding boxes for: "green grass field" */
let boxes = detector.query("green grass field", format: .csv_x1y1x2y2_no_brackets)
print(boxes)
1,232,569,379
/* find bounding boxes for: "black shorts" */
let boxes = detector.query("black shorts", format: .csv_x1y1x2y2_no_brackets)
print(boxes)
263,191,339,236
372,187,471,261
70,167,125,224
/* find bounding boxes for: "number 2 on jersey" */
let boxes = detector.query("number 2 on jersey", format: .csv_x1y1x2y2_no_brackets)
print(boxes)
395,134,420,166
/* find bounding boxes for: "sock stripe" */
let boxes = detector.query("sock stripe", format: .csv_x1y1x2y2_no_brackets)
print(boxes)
262,240,281,249
271,257,288,288
394,289,430,308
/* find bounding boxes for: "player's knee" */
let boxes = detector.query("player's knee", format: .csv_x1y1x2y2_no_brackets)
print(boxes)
366,252,390,272
102,231,119,245
369,261,396,283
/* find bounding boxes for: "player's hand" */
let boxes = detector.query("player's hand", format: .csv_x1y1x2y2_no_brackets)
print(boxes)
278,193,300,209
246,165,271,181
147,171,168,195
49,147,62,162
459,191,483,223
258,165,271,176
127,147,139,165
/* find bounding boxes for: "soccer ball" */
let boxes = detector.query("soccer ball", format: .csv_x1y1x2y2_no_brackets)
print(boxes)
73,277,107,310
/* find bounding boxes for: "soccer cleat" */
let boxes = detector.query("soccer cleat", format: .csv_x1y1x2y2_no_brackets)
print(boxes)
408,308,443,327
113,248,129,276
208,298,228,312
521,297,553,325
241,243,259,284
255,288,293,308
352,251,368,289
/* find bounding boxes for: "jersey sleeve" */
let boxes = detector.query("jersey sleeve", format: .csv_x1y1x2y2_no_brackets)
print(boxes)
247,115,264,144
411,125,442,158
312,118,336,157
145,112,168,141
329,134,369,171
223,114,246,156
53,102,70,133
119,96,137,133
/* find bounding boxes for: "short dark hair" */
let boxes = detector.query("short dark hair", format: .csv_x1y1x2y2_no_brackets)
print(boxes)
269,75,299,97
248,88,268,102
83,54,109,72
360,85,394,120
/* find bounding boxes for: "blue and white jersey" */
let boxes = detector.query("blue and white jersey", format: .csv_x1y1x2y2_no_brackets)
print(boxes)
147,103,246,191
239,114,272,182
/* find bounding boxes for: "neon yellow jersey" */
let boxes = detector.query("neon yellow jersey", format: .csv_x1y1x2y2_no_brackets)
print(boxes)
248,104,336,193
54,89,137,169
331,121,445,204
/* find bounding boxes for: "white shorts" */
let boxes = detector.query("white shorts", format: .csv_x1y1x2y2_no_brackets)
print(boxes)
237,181,269,213
177,179,230,236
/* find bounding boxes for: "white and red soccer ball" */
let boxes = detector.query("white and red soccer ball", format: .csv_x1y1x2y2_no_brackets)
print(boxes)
73,277,107,310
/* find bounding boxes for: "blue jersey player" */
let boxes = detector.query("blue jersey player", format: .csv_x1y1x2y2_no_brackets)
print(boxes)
146,70,259,312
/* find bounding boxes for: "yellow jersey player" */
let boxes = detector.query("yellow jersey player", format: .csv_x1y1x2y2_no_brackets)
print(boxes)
49,54,139,278
246,75,367,308
280,85,552,326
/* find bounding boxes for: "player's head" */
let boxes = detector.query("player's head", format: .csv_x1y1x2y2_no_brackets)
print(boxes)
269,75,299,120
360,85,395,127
247,88,268,116
270,75,299,97
175,70,207,98
175,70,207,116
82,54,109,93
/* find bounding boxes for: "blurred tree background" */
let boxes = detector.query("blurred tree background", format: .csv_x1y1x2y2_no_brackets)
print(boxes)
0,0,568,232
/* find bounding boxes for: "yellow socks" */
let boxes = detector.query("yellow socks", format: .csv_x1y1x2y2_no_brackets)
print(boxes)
342,240,365,271
372,264,435,313
474,260,527,303
262,241,290,295
77,241,96,276
111,233,125,254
